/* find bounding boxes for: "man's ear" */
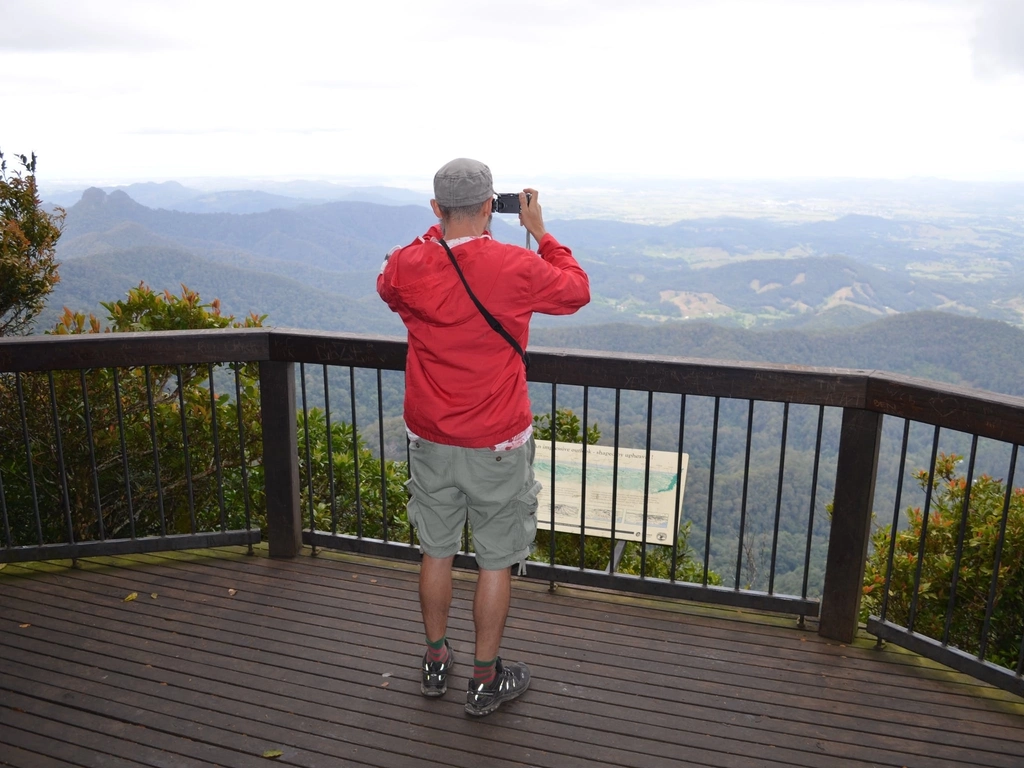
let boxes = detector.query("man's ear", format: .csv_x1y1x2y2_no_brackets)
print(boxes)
430,199,443,218
479,198,493,218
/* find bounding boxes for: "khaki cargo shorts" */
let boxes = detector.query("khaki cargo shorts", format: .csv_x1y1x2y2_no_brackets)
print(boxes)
406,436,540,570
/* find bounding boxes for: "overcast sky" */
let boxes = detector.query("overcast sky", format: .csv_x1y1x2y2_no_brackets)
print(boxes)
2,0,1023,186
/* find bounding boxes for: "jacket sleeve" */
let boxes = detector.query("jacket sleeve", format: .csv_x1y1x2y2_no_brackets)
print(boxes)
377,225,443,310
527,234,590,315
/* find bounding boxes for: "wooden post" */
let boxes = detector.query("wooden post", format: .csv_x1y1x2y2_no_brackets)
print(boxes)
819,407,883,643
259,360,302,557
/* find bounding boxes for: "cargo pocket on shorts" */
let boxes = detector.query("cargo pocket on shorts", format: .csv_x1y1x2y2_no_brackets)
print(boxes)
404,476,419,533
514,480,542,553
404,439,426,535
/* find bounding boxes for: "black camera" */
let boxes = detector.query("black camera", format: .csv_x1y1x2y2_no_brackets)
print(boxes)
492,192,530,214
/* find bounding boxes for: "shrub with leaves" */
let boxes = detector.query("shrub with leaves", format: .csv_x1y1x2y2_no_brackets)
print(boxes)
862,452,1024,670
0,285,264,546
298,407,410,543
0,150,64,336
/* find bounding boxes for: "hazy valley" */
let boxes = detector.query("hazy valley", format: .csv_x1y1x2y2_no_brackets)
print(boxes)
41,180,1024,398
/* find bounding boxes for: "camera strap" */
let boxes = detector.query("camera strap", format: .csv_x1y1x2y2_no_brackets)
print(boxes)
438,239,530,371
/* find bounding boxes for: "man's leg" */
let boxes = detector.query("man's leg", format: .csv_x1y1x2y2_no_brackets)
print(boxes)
420,553,455,642
466,562,530,716
473,565,511,662
419,553,455,696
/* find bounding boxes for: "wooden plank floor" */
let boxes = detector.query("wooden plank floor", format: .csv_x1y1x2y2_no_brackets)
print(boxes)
2,546,1023,768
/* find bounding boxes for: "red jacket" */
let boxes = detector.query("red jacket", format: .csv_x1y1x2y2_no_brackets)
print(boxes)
377,225,590,448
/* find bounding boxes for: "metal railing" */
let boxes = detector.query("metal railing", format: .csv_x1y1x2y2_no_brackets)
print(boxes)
1,328,1022,698
0,330,265,561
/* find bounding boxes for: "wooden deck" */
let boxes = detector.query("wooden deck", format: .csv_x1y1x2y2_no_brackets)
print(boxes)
1,547,1022,768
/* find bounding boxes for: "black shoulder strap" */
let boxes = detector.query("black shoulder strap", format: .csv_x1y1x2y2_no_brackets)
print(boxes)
438,239,529,371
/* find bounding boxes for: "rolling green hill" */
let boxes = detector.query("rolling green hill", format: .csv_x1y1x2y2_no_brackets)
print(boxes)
533,311,1024,397
61,188,437,272
53,187,1024,332
41,246,404,335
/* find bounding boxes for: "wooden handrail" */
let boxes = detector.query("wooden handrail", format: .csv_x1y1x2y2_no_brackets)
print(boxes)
5,327,1022,443
0,328,269,372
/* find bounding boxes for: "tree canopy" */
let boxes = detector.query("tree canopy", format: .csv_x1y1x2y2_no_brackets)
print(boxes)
863,452,1024,670
0,150,64,336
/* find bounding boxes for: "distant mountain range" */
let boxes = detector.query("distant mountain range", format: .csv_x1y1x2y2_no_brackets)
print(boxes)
37,186,1024,396
44,180,428,214
532,311,1024,397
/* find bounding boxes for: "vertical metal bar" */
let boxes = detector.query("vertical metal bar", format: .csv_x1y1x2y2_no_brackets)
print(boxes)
323,366,338,535
80,371,104,540
734,400,754,590
579,386,590,570
48,372,74,544
112,368,136,539
879,419,912,622
0,463,10,548
177,365,197,534
978,443,1018,662
670,394,687,582
907,425,942,633
16,373,43,545
800,406,826,601
350,367,363,538
768,402,790,594
609,389,621,573
549,383,557,589
300,363,316,552
702,397,720,587
377,370,389,543
640,390,654,579
233,365,253,548
1017,629,1024,678
144,366,167,537
942,434,978,646
208,363,228,532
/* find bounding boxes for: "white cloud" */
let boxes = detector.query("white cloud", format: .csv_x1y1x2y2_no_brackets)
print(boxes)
0,0,180,51
2,0,1023,183
973,0,1024,77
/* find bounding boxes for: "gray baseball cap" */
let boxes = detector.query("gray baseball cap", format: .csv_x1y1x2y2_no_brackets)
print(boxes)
433,158,494,208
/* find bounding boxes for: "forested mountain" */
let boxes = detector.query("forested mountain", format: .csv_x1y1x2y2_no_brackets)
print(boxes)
533,311,1024,397
44,179,428,213
45,186,1024,399
49,186,1024,333
52,246,403,334
59,187,438,271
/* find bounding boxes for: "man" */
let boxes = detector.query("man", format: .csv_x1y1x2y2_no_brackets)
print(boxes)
377,158,590,716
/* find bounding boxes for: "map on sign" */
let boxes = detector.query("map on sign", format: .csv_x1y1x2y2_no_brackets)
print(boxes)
534,442,688,546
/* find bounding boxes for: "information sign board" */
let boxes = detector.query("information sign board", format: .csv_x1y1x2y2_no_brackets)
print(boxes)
534,442,688,546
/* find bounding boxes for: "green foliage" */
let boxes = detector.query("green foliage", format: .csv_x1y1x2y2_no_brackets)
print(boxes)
0,150,64,336
863,453,1024,670
533,408,600,445
0,282,415,552
298,407,410,543
99,283,266,332
0,285,264,546
534,312,1024,398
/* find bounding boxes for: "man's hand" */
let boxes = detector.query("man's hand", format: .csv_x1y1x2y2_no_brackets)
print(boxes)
518,188,546,243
